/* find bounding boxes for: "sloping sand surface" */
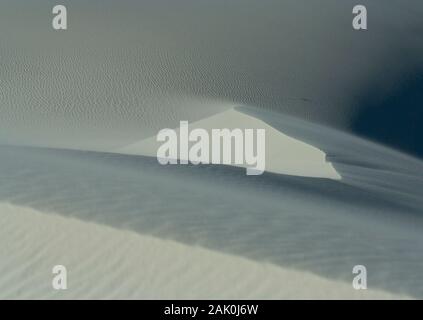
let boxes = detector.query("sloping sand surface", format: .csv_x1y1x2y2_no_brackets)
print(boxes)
0,109,422,299
0,0,422,300
0,203,409,299
117,108,341,179
1,0,422,151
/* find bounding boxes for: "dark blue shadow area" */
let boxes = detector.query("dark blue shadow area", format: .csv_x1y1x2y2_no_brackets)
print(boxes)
352,72,423,159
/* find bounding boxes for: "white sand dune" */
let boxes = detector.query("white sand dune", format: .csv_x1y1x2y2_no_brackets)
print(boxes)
116,108,341,179
0,203,410,299
0,0,422,149
0,108,422,299
0,0,423,300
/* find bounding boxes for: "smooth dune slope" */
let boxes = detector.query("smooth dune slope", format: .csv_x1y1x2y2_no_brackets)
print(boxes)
0,0,422,300
117,108,341,179
0,109,422,298
0,0,422,153
0,203,409,299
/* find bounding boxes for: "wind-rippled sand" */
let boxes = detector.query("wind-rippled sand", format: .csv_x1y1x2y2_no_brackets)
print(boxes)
0,0,423,299
0,108,422,299
0,203,410,299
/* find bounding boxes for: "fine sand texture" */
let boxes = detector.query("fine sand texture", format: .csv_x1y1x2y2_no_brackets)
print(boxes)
0,108,422,299
0,0,422,153
0,0,423,299
0,203,410,299
116,108,341,179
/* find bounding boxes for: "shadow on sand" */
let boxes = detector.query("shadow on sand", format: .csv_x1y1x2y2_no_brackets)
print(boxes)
0,141,423,298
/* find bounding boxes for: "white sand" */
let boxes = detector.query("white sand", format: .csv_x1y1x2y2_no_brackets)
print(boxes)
116,108,341,180
1,0,422,149
0,203,409,299
0,109,422,299
0,0,422,300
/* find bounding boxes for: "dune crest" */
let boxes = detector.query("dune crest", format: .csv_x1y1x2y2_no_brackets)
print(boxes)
0,203,408,299
116,108,341,180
